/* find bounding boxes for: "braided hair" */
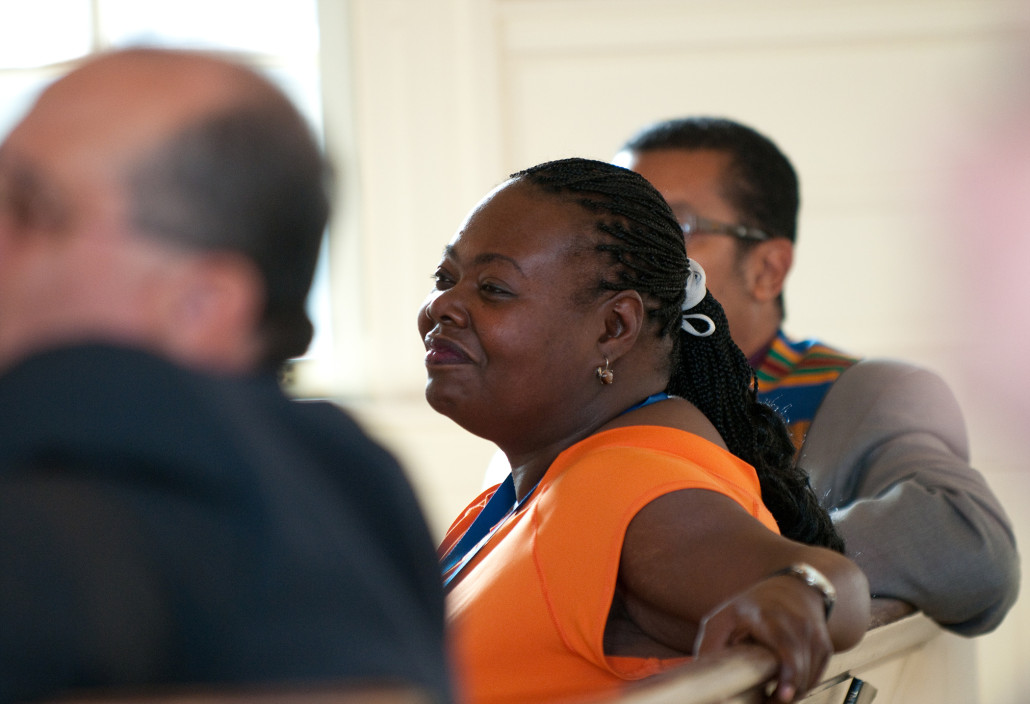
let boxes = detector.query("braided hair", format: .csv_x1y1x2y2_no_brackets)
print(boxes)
511,157,843,552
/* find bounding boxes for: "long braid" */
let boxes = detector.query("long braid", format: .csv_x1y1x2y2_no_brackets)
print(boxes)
513,157,843,552
666,294,841,550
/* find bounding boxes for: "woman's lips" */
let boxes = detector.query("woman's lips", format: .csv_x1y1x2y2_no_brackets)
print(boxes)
424,337,472,365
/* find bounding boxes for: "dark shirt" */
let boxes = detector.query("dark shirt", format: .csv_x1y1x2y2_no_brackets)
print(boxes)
0,344,452,703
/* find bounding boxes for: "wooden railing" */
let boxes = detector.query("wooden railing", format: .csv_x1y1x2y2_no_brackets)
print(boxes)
605,612,944,704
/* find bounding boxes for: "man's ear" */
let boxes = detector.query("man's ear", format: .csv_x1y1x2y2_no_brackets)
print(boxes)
747,238,793,304
159,252,265,373
597,290,645,361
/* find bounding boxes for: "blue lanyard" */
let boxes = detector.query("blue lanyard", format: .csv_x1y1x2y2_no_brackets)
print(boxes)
440,473,540,590
439,393,668,590
624,391,670,413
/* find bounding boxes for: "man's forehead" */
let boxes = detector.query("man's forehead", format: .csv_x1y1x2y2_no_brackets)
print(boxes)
624,149,737,218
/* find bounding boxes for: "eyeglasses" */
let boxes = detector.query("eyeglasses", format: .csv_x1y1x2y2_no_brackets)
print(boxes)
680,213,770,242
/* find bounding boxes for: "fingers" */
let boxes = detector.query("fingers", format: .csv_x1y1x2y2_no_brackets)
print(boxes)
697,607,813,701
694,578,834,703
764,610,832,701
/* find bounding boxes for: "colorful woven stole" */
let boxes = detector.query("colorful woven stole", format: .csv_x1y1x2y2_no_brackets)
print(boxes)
753,330,860,452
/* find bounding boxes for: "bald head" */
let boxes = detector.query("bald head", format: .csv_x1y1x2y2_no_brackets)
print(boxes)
0,49,330,372
18,49,278,197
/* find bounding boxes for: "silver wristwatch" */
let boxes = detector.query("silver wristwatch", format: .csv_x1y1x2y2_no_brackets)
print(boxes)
773,562,837,618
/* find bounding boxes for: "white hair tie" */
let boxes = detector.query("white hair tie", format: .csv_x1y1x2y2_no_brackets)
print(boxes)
681,258,716,337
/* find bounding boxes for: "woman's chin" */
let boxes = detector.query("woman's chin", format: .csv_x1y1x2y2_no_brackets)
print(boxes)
425,383,468,420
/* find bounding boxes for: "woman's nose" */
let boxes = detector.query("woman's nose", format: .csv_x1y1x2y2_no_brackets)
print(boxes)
421,287,468,328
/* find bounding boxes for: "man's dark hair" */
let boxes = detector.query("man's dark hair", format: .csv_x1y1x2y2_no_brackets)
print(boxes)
128,94,332,371
620,116,799,243
511,157,842,552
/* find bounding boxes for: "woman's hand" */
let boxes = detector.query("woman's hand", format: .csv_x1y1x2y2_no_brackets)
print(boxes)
694,574,834,703
615,489,870,702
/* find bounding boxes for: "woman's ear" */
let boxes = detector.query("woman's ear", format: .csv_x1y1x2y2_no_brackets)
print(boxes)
598,290,645,361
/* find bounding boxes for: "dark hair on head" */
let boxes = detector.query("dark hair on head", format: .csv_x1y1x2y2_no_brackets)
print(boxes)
127,94,332,371
620,116,799,244
511,157,842,552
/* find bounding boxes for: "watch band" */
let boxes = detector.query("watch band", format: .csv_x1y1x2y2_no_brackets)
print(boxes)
771,562,837,618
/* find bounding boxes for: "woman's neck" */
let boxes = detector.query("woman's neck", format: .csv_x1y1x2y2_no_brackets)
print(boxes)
500,382,671,500
503,417,608,500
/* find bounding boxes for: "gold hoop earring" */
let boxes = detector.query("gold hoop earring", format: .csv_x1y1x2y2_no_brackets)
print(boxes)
596,357,614,385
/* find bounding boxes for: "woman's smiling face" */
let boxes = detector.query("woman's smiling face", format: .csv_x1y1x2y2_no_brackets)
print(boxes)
417,179,606,449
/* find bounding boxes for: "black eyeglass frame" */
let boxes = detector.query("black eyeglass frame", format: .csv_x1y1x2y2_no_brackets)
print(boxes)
680,213,771,242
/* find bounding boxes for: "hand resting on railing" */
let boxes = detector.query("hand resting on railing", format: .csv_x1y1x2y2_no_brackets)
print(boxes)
611,611,941,704
691,555,869,703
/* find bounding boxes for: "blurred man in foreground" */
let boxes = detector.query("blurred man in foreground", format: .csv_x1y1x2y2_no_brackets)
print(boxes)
0,48,451,703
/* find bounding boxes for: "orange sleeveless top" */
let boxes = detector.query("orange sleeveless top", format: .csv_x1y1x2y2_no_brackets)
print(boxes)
440,425,779,704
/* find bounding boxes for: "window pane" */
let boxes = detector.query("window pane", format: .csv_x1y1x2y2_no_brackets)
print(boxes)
98,0,319,55
0,74,50,141
0,0,93,68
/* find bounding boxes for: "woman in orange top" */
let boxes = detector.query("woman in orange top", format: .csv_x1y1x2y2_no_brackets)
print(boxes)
419,158,870,704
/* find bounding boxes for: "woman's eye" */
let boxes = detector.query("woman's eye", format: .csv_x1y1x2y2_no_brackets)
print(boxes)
432,270,455,289
480,282,511,296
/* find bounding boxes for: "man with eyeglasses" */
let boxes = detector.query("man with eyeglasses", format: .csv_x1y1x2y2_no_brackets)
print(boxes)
613,116,1019,637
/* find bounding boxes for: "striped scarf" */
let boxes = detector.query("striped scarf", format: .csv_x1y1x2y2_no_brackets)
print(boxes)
753,329,860,452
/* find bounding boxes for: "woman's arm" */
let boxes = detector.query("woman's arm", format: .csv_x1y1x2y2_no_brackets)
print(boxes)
616,488,870,702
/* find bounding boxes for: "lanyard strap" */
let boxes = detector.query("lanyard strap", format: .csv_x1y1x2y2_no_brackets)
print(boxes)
440,474,516,578
440,473,541,590
624,391,670,414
